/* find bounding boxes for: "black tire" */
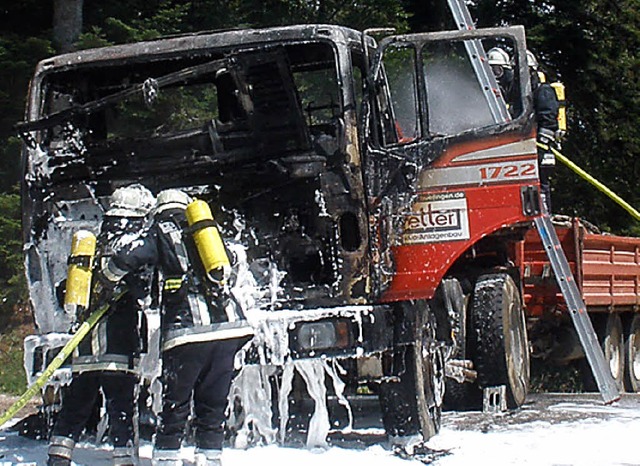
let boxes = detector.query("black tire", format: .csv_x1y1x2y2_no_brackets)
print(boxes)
379,302,444,441
603,313,625,392
470,273,530,408
625,314,640,393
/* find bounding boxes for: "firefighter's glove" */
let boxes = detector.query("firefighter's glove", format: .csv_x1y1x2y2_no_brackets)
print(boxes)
91,276,115,309
540,152,556,166
70,320,81,334
537,128,556,167
91,261,123,305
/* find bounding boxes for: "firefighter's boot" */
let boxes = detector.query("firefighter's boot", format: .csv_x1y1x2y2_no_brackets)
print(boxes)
113,442,139,466
47,435,74,466
195,448,222,466
152,448,182,466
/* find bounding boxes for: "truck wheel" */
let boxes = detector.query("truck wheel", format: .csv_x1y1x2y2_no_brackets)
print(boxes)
470,273,530,408
379,303,444,442
625,314,640,393
603,313,625,391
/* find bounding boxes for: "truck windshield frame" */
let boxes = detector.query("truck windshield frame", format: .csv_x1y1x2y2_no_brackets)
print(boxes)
21,39,349,190
368,26,531,148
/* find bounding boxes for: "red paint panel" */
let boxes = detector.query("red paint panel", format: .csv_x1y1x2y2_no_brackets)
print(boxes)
383,183,531,302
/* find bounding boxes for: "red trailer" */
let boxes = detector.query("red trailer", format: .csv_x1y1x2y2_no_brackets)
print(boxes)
519,216,640,392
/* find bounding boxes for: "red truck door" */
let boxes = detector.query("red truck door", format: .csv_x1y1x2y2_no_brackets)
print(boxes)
362,26,540,301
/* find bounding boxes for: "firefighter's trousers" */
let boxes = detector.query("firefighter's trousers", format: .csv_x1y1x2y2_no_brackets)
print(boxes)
154,338,242,451
51,371,138,447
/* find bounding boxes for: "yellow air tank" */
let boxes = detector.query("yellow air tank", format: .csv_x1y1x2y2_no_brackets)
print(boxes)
551,81,567,132
64,230,97,314
185,199,230,283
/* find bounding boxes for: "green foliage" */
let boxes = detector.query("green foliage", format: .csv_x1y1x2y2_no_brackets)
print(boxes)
0,324,28,395
466,0,640,234
76,25,117,50
109,84,220,139
0,192,27,324
0,36,53,189
79,0,409,45
0,190,29,395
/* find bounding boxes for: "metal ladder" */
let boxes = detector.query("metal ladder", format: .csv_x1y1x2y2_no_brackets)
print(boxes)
534,215,620,404
446,0,511,123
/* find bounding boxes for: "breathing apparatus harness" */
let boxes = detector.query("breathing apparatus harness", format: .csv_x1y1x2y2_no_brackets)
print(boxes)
159,199,232,322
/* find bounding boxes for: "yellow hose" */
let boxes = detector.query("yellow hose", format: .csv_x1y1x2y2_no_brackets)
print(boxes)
0,290,125,429
538,143,640,222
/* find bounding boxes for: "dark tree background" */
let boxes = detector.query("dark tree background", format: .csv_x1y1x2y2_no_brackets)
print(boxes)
0,0,638,318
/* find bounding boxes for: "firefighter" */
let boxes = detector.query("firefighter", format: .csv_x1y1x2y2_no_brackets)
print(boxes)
527,50,561,214
47,184,155,466
488,46,517,114
101,188,254,466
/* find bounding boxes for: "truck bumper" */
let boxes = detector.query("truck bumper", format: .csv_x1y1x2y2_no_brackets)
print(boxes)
245,304,397,365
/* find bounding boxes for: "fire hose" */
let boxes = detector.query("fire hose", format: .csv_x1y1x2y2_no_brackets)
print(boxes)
538,143,640,222
0,291,124,429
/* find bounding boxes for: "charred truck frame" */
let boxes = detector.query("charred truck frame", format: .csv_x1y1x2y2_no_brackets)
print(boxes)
20,24,538,442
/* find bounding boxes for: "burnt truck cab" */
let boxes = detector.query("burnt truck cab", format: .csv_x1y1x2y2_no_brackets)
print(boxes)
19,24,536,442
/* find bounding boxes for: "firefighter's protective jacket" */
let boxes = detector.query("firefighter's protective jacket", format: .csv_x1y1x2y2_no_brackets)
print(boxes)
109,207,253,351
72,214,149,373
531,72,560,133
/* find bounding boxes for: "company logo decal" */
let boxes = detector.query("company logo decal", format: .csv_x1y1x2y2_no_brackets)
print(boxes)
402,192,470,244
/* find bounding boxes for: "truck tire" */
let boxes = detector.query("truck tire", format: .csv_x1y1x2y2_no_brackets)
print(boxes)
625,314,640,393
603,313,625,391
379,303,444,442
470,273,530,408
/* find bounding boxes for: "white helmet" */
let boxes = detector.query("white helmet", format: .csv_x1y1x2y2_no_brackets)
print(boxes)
155,188,192,214
487,47,511,67
107,184,155,217
526,50,539,70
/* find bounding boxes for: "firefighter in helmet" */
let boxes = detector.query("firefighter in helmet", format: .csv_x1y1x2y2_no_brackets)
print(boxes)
488,46,517,113
102,188,254,466
527,49,561,214
48,184,155,466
